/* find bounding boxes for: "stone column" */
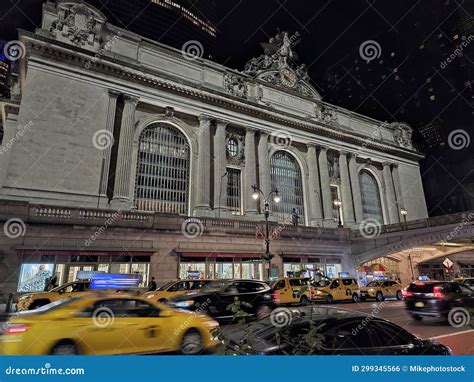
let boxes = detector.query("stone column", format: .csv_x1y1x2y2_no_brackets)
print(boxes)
194,115,212,214
111,94,139,209
339,151,355,225
244,128,258,215
213,119,228,214
348,153,364,223
318,147,334,225
383,162,399,224
98,90,119,207
307,144,323,226
392,163,404,220
0,106,19,189
258,132,271,212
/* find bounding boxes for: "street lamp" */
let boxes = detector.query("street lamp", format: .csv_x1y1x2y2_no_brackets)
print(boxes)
333,198,342,228
251,184,280,280
400,207,408,229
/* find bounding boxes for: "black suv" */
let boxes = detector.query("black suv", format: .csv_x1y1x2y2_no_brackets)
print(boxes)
223,306,451,355
404,281,474,321
170,279,275,320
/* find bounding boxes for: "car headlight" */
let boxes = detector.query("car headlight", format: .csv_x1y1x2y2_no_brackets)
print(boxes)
316,290,322,295
173,300,195,308
19,295,30,301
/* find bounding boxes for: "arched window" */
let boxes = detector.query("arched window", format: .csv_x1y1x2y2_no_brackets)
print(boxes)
134,122,190,214
270,151,305,224
359,170,383,223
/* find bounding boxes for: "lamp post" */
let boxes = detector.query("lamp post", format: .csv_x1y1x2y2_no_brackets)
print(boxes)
333,198,342,227
251,184,280,280
400,207,408,229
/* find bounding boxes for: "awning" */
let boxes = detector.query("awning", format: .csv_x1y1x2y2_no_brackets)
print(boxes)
22,249,154,257
178,251,261,259
283,254,342,260
371,263,387,272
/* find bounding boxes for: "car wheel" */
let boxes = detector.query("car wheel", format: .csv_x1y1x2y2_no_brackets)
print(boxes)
352,293,359,303
256,304,272,320
51,340,79,355
412,315,423,321
180,330,203,355
300,295,309,306
376,292,384,302
326,294,334,304
396,291,403,300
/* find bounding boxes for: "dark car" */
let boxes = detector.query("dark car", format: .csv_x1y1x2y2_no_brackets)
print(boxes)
404,281,474,321
169,279,275,320
222,306,451,355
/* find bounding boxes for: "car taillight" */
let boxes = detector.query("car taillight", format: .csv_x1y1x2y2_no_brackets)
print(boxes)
271,292,280,303
4,324,31,335
433,286,445,299
402,289,413,297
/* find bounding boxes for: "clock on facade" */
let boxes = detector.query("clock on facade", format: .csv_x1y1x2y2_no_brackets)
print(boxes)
279,67,297,88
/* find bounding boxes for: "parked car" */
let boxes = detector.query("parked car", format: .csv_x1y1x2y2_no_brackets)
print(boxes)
453,277,474,288
143,279,213,303
312,277,360,303
1,295,219,355
170,279,275,320
360,280,403,301
404,281,474,321
271,277,312,305
222,306,451,355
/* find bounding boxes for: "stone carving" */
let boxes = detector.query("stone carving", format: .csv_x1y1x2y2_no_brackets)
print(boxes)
391,122,414,149
315,104,338,126
243,31,321,100
48,1,106,50
223,73,248,99
226,132,245,165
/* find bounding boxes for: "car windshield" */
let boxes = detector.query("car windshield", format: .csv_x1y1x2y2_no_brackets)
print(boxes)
18,298,79,316
50,283,72,292
366,281,381,287
157,281,175,291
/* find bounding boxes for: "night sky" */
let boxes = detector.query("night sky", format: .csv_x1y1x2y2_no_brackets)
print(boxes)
1,0,473,215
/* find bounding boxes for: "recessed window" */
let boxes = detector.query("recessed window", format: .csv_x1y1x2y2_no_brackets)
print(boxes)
227,138,238,157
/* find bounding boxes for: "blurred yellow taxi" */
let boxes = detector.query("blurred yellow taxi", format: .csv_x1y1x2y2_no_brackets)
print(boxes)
313,277,360,303
143,279,212,303
360,280,403,301
453,277,474,288
17,280,91,311
1,294,219,355
270,277,312,305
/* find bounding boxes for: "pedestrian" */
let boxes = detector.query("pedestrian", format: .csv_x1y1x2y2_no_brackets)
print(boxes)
148,277,157,291
291,208,300,226
50,274,58,289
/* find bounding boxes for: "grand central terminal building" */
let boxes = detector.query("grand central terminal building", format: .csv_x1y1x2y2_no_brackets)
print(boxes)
0,1,430,293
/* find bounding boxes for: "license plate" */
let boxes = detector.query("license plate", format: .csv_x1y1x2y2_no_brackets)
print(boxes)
415,302,425,308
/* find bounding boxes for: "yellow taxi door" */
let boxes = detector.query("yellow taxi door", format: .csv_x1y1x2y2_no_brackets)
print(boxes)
329,279,345,300
273,279,292,303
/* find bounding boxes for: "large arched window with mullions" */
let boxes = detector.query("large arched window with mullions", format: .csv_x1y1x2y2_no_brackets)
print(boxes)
359,170,384,224
134,122,190,214
270,151,305,225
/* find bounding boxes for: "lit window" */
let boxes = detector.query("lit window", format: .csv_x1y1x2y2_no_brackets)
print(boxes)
227,138,238,157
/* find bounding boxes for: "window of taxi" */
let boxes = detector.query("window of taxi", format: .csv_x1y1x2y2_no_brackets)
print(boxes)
272,280,286,290
342,279,355,287
289,279,306,287
84,299,161,318
330,280,340,289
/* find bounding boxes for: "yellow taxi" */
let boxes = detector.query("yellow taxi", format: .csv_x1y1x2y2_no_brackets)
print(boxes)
143,279,212,303
312,277,360,303
17,280,92,311
359,280,403,301
1,294,219,355
271,277,312,305
453,277,474,288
